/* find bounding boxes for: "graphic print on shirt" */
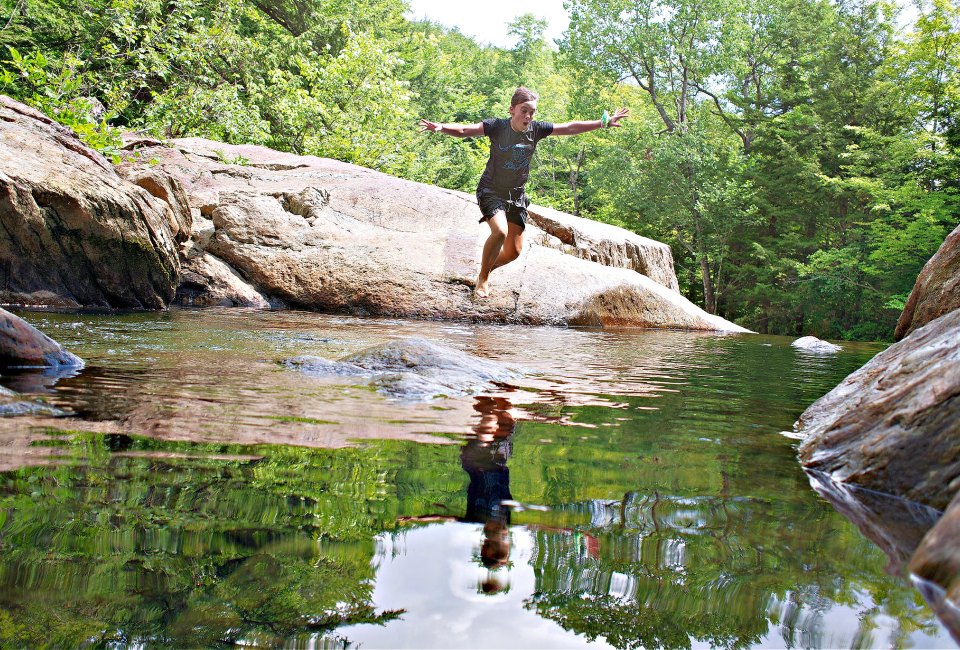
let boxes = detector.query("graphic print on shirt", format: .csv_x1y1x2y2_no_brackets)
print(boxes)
502,142,534,171
478,118,553,193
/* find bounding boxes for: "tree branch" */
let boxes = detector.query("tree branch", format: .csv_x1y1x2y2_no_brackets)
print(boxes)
691,81,751,150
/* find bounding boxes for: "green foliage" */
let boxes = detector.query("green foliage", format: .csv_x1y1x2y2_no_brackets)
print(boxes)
561,0,957,340
0,46,123,156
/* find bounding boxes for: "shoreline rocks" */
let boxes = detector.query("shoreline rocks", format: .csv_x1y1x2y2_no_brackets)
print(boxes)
0,95,747,332
117,137,748,331
796,220,960,639
0,96,179,308
0,307,84,369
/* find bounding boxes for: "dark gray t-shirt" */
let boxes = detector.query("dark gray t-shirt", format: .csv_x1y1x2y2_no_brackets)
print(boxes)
477,118,554,195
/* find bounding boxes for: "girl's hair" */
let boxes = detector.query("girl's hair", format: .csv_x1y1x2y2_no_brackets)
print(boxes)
510,86,539,107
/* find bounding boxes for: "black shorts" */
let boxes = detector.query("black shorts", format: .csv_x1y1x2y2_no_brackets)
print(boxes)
476,188,529,230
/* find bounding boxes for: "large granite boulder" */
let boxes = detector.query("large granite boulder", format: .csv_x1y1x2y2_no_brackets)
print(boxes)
895,223,960,341
796,309,960,511
120,137,747,331
0,96,180,308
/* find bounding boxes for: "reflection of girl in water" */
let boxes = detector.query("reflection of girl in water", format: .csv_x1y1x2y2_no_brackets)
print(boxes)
463,396,515,592
396,395,599,595
396,395,517,594
461,404,513,526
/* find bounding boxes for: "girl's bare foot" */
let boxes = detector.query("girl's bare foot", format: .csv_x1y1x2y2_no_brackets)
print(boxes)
475,277,491,298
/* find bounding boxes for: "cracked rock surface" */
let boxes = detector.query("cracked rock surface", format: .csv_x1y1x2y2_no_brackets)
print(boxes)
797,308,960,511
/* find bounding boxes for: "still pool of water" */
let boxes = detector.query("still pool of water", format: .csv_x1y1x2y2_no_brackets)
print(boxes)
0,308,954,648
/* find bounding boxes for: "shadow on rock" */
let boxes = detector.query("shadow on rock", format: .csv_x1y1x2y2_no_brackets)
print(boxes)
284,338,520,401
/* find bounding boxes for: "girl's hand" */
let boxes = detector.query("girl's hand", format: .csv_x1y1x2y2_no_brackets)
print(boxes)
608,107,630,128
418,119,442,133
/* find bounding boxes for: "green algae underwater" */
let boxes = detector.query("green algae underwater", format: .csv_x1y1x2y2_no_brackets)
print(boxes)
0,308,953,648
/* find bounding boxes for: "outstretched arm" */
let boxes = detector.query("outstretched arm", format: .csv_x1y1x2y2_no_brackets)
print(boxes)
418,119,485,137
551,107,630,136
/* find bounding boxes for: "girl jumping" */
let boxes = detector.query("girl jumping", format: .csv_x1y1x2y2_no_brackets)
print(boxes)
419,87,629,297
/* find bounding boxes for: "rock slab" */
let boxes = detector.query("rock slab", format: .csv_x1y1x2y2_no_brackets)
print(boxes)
0,96,180,308
796,309,960,511
120,137,748,331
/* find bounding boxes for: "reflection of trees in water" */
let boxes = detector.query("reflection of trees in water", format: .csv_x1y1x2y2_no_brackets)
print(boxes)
0,434,409,647
0,394,945,648
521,491,940,649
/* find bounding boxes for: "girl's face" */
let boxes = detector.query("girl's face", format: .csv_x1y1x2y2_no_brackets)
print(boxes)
509,100,538,132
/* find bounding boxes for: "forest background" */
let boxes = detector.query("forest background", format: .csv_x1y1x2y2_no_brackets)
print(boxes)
1,0,957,340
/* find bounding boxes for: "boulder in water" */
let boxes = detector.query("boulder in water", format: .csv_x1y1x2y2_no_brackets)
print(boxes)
791,336,842,353
796,309,960,511
0,308,84,369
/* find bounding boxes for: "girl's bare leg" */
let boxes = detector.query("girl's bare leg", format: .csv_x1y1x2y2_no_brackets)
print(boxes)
492,223,525,270
476,212,507,297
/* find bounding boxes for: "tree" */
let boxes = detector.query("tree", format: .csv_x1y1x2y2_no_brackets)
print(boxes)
562,0,748,314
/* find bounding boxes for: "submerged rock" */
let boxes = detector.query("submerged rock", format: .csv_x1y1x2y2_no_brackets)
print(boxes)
896,222,960,341
0,385,66,417
284,355,367,377
0,96,179,308
791,336,842,353
0,308,84,369
796,309,960,511
286,338,519,400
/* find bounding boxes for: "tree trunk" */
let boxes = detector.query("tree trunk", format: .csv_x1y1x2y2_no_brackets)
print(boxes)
688,163,716,315
568,147,585,216
699,255,716,314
